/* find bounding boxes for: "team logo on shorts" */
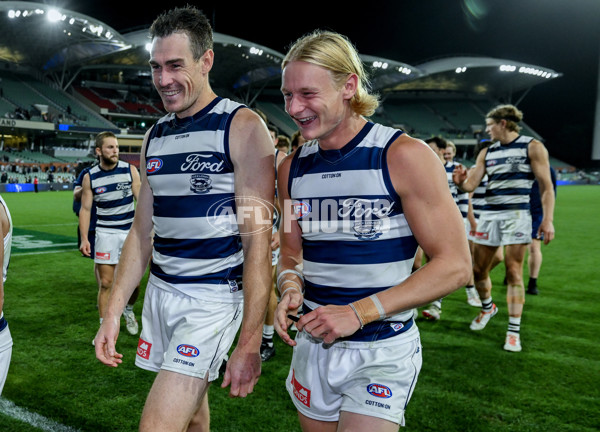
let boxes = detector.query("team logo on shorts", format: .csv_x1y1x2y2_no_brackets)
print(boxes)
177,344,200,358
367,383,392,398
189,173,212,194
146,158,163,174
293,201,311,218
137,339,152,360
291,370,311,407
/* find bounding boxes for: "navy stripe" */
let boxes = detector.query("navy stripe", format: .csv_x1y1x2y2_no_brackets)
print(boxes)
153,193,235,218
381,131,404,205
150,260,243,285
95,196,134,209
305,282,390,305
0,316,7,332
145,152,232,176
303,236,418,265
152,97,224,138
292,195,403,220
97,211,135,222
488,172,534,182
482,202,529,211
487,188,532,197
296,144,381,174
154,235,241,259
303,304,414,342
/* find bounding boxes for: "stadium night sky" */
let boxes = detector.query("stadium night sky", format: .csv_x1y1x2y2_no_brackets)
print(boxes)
48,0,600,167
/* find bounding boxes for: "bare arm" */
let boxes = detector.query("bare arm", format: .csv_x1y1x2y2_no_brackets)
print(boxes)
78,173,93,257
130,165,141,201
94,131,155,367
273,154,305,346
453,148,487,192
221,108,275,397
529,140,555,244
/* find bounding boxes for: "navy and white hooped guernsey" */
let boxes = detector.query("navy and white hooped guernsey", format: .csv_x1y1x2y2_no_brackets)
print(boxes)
89,161,135,231
471,175,488,221
445,160,468,218
144,97,245,302
483,135,535,213
288,122,418,341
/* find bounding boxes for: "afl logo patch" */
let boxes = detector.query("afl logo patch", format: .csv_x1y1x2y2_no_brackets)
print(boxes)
293,201,311,218
146,158,163,173
367,383,392,398
94,186,107,194
177,344,199,358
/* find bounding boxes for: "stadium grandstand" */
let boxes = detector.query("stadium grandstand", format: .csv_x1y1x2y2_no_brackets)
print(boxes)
0,1,591,193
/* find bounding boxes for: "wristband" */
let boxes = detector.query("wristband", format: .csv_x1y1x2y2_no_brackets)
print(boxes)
281,283,303,299
350,294,386,328
277,268,304,293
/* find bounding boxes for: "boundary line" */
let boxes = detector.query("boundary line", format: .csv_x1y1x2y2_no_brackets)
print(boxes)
0,397,82,432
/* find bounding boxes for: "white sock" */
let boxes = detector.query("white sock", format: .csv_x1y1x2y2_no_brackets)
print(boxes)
508,316,521,333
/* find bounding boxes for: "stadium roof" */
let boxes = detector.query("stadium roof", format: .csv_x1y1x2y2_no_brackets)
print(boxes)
0,1,563,110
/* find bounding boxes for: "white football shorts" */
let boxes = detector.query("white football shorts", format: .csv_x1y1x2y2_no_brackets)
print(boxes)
135,278,243,382
94,228,128,265
286,327,422,426
0,315,13,395
472,210,532,246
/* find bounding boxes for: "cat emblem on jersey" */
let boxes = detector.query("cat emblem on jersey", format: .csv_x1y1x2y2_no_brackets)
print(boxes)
353,220,383,240
190,173,212,194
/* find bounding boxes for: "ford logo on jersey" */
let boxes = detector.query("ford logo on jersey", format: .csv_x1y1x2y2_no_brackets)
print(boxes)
177,344,199,358
146,158,163,173
367,383,392,398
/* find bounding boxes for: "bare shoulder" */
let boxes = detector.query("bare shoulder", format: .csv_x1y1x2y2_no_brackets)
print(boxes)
387,133,447,196
230,107,268,134
528,138,549,158
387,133,439,169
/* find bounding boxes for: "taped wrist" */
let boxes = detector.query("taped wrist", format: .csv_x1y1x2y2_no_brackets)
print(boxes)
349,294,386,329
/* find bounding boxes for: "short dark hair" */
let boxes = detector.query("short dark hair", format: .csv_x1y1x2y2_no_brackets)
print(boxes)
150,5,213,61
425,136,447,150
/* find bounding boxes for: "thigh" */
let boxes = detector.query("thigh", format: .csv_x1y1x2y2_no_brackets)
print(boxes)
140,369,209,432
473,243,501,276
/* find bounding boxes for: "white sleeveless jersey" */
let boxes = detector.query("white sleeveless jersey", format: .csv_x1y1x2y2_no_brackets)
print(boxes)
288,122,417,340
144,97,245,302
88,161,135,231
0,195,11,283
484,135,535,213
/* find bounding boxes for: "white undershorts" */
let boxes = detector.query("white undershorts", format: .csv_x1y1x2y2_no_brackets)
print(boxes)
286,327,422,426
0,317,13,395
472,210,532,246
94,228,128,265
135,279,242,382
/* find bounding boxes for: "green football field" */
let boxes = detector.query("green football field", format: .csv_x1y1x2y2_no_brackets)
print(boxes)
0,187,598,431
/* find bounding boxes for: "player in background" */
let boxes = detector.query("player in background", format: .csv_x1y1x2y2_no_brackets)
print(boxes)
0,195,13,394
453,104,555,352
79,132,141,339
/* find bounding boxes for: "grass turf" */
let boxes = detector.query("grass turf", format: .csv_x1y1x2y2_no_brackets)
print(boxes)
0,186,598,431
